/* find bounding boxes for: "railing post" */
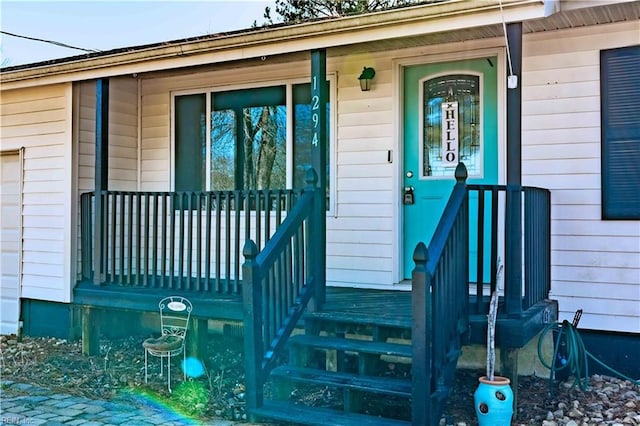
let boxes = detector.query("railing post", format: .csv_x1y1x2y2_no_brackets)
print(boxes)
505,21,523,316
306,168,325,310
412,242,432,425
505,186,523,315
93,78,109,285
80,193,92,280
242,239,263,414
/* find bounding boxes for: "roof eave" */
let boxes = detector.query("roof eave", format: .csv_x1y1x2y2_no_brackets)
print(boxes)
0,0,547,89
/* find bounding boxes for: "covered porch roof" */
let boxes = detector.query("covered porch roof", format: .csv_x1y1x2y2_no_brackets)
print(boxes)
2,0,638,89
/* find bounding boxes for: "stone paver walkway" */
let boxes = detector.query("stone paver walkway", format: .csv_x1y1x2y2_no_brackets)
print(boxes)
0,380,247,426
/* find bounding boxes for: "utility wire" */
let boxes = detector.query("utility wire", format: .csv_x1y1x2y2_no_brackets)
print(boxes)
498,0,514,77
1,30,101,53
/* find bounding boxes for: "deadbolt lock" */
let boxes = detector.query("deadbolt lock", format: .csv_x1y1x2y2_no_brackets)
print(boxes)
403,186,415,205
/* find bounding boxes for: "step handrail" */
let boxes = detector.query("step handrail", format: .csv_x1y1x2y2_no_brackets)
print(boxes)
412,163,470,425
242,168,324,414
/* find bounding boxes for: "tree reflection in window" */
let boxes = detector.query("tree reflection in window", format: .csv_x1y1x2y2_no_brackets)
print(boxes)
244,106,286,190
211,87,287,190
210,109,236,190
423,74,481,177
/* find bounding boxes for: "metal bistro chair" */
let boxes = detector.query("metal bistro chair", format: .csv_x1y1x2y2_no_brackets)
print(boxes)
142,296,192,392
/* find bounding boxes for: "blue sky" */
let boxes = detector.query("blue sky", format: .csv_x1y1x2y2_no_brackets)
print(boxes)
1,1,274,67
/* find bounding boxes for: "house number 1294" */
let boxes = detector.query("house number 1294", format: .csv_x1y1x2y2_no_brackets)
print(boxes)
312,76,319,146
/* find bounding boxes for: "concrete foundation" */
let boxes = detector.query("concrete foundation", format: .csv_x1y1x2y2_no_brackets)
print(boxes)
457,330,554,377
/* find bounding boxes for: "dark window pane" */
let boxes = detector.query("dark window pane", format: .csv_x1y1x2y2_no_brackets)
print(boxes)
175,94,206,191
213,86,286,110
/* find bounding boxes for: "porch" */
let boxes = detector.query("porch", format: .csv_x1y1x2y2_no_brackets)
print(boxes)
75,163,557,425
76,173,555,328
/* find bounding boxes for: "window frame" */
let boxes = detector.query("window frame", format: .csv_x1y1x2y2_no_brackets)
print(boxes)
170,75,337,214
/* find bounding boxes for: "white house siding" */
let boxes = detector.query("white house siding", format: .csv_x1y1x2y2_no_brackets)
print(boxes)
329,53,396,287
0,83,73,303
522,21,640,333
76,78,139,193
75,78,139,279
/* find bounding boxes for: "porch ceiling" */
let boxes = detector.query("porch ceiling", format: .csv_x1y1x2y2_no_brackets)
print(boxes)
331,1,639,56
524,0,640,32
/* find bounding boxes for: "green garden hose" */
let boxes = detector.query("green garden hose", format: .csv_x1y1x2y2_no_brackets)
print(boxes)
537,319,640,396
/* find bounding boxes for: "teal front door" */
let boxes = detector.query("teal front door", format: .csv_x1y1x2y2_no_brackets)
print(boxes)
403,57,499,279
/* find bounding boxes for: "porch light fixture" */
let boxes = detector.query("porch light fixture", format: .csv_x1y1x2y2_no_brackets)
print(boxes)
358,67,376,91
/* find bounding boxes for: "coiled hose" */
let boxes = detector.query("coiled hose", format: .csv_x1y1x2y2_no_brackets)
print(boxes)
537,318,640,396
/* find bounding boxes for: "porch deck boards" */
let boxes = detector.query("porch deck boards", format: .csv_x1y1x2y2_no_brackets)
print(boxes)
310,287,556,348
309,287,413,329
73,283,413,323
74,280,244,321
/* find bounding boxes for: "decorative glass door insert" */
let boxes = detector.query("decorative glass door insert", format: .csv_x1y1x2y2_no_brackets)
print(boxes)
421,74,482,178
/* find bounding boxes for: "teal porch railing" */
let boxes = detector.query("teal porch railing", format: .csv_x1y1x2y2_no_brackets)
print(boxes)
466,183,551,314
79,170,325,415
80,187,303,294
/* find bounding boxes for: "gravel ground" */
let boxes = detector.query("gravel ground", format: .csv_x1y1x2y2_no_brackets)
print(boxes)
441,369,640,425
1,334,638,425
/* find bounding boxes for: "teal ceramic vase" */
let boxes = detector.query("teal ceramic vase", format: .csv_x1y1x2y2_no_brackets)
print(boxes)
474,376,513,425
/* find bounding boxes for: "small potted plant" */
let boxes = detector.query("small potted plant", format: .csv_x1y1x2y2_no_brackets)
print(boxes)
474,259,514,425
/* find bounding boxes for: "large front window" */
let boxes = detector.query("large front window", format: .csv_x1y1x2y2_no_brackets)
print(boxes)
174,82,332,202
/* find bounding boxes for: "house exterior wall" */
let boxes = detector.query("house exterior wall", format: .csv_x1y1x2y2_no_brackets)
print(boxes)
330,52,396,288
74,78,139,279
521,21,640,333
6,14,635,336
136,22,640,331
0,83,73,303
137,39,504,289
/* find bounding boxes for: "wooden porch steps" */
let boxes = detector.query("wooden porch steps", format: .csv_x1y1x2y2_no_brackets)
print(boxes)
270,366,411,397
303,310,411,329
287,334,412,358
252,315,417,425
252,400,410,426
